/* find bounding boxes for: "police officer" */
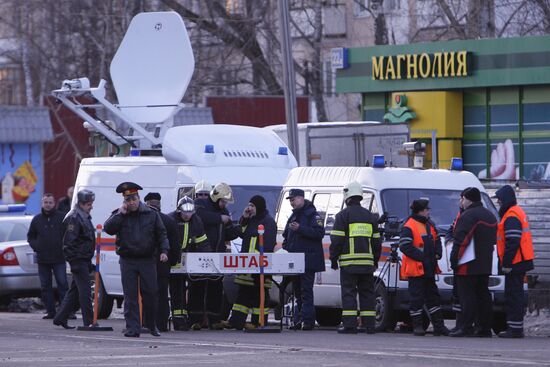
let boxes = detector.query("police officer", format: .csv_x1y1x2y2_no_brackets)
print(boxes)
144,192,179,332
190,182,240,330
494,185,535,338
399,198,448,336
225,195,276,330
104,182,169,337
449,187,497,337
282,188,325,331
329,182,381,334
168,196,210,331
53,190,96,329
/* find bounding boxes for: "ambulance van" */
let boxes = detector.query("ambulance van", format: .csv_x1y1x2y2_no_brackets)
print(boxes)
72,124,297,318
274,159,509,333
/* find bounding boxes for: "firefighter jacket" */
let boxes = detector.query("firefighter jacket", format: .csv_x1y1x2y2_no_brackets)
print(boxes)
282,200,326,272
234,210,276,288
62,206,95,263
194,198,240,253
329,202,381,274
27,209,66,264
104,202,169,259
497,206,535,274
451,202,497,275
399,214,441,279
167,211,210,258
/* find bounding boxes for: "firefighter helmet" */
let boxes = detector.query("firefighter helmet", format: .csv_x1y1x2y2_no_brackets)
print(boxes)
210,182,234,203
194,180,212,195
343,181,363,201
77,189,95,203
177,196,195,212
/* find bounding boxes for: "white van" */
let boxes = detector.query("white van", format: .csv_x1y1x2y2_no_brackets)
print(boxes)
274,162,508,333
72,124,297,318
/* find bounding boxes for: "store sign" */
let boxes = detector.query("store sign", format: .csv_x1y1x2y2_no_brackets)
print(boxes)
372,51,471,80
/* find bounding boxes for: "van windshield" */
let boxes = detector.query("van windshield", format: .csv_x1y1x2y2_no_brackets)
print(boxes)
229,186,282,221
381,189,497,229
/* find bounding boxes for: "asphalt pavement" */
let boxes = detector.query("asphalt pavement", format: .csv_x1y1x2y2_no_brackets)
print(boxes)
1,312,549,366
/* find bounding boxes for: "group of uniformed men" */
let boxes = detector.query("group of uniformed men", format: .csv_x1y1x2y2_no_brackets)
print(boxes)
49,179,533,338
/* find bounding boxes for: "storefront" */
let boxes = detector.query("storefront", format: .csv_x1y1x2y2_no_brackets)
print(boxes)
335,35,550,182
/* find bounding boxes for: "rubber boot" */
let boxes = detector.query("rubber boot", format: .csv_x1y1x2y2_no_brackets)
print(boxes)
172,316,189,331
412,315,425,336
431,310,450,336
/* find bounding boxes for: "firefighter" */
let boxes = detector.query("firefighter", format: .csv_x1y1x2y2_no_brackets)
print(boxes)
194,180,212,200
189,182,240,330
399,198,449,336
449,187,497,338
329,181,381,334
167,196,210,331
144,192,179,332
224,195,276,330
494,185,535,338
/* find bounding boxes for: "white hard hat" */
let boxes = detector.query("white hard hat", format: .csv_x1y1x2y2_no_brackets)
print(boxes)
210,182,234,203
343,181,363,201
194,180,212,194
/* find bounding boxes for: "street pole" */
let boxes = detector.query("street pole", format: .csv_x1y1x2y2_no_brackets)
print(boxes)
278,0,300,164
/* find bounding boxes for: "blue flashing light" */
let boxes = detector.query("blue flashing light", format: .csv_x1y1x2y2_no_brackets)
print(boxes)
130,149,140,157
450,157,463,171
278,146,288,155
0,204,26,213
373,155,386,168
204,144,215,154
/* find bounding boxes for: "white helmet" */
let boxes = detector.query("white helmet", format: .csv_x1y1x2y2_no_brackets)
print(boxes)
210,182,234,203
177,196,195,212
194,180,212,195
343,181,363,201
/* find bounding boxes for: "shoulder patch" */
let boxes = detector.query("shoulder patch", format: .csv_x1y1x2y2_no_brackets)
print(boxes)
315,215,323,226
67,224,75,232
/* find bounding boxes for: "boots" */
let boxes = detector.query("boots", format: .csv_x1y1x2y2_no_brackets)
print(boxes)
498,329,524,338
431,310,450,336
412,314,425,336
172,316,189,331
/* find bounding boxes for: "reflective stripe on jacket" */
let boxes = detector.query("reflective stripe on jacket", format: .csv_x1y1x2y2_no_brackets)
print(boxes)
497,205,534,265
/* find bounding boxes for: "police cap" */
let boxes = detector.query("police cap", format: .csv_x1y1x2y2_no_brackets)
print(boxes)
286,188,305,199
144,192,161,202
116,182,143,197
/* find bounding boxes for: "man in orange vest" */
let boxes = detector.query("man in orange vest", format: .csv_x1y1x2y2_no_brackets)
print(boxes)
449,187,497,337
399,198,448,336
494,185,535,338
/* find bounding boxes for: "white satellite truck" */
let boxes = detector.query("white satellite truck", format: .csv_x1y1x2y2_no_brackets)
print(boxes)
52,12,297,318
274,158,510,333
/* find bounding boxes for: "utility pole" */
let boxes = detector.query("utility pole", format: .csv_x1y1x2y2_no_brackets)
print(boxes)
278,0,300,164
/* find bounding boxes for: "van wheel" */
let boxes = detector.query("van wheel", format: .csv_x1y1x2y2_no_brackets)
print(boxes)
95,276,114,319
315,307,342,327
375,283,397,332
492,312,507,334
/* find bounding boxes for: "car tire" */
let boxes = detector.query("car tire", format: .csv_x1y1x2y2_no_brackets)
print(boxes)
315,307,342,327
375,282,397,332
96,276,114,319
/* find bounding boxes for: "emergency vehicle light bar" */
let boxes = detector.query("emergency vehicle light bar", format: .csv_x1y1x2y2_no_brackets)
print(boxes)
0,204,26,213
450,157,463,171
373,155,386,168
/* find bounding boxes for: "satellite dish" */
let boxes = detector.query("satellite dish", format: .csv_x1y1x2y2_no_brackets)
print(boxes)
110,12,195,124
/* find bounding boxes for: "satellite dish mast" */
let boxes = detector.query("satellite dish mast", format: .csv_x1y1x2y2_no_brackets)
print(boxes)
52,12,195,149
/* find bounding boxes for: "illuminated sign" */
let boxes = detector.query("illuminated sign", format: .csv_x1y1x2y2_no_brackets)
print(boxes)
371,51,471,80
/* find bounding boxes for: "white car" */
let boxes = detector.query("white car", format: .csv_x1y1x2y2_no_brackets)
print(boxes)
0,205,40,303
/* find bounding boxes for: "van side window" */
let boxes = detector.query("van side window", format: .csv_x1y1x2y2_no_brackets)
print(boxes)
177,186,194,202
312,193,330,231
325,193,343,232
361,191,379,215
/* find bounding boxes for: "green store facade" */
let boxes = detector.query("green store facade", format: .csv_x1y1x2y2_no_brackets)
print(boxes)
336,35,550,182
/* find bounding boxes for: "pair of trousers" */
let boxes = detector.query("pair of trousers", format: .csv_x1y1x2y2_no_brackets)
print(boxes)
120,257,158,334
169,274,188,321
504,273,526,332
54,260,92,326
228,284,268,329
408,277,442,319
290,271,316,326
456,275,492,332
38,262,68,315
188,277,223,326
340,270,375,329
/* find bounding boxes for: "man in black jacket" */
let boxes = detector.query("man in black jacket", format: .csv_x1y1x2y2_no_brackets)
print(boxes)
330,182,381,334
450,187,497,337
282,189,325,331
190,182,239,330
28,193,68,319
144,192,179,332
225,195,276,330
104,182,169,337
168,196,210,331
53,190,96,330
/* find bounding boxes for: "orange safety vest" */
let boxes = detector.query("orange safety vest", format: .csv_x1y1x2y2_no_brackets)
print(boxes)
497,205,534,265
400,217,441,279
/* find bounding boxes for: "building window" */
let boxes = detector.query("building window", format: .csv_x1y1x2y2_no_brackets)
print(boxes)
0,67,22,105
355,0,400,17
323,61,336,97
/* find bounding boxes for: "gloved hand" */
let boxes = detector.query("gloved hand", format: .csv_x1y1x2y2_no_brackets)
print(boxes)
331,260,339,270
502,267,512,274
